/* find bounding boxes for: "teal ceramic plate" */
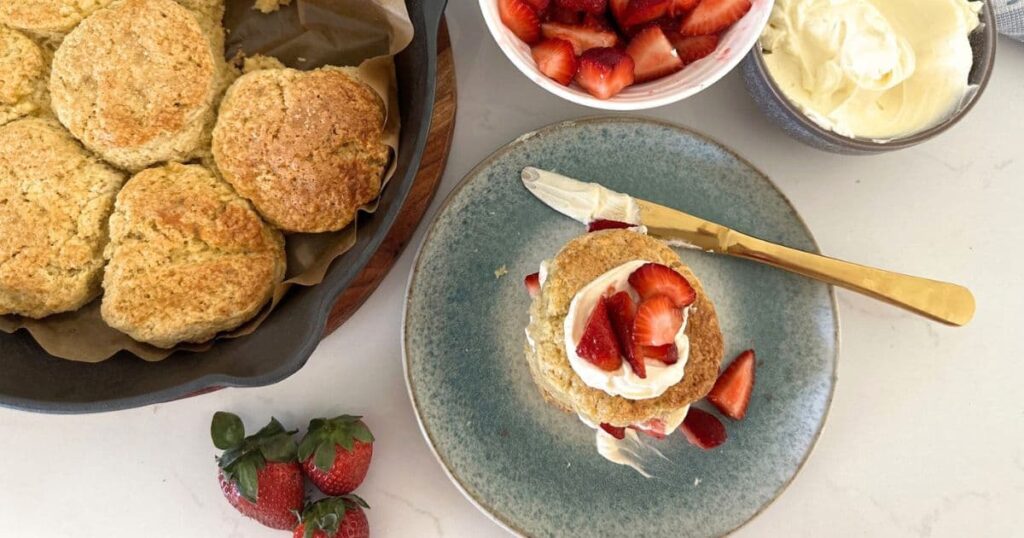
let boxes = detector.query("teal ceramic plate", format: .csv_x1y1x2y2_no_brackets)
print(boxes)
404,117,838,537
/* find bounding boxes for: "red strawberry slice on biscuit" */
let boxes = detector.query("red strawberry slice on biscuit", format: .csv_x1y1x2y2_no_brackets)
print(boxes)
604,291,646,378
531,38,578,85
642,343,679,364
575,299,624,371
575,47,635,99
625,26,684,83
500,0,542,44
679,407,727,449
628,262,696,308
600,423,627,439
524,272,541,297
633,294,683,346
678,0,751,36
707,349,756,419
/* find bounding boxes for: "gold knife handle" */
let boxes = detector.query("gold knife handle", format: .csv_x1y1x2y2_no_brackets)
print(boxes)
726,232,976,326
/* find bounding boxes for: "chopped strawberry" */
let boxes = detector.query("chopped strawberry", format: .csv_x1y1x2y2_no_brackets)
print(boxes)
679,408,726,449
625,26,683,83
532,38,578,85
609,0,630,22
669,33,719,63
632,418,667,439
621,15,676,38
546,4,584,23
525,0,551,13
575,299,623,371
632,295,683,346
642,343,679,364
599,423,626,439
575,47,635,99
627,262,696,308
541,22,620,55
582,11,615,30
604,291,645,378
499,0,542,44
555,0,606,13
524,272,541,298
707,349,756,420
587,219,633,232
668,0,699,16
619,0,670,27
678,0,751,36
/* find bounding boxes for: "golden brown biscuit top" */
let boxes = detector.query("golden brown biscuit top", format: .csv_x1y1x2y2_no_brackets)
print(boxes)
49,0,216,150
212,66,389,232
0,25,44,106
0,0,116,36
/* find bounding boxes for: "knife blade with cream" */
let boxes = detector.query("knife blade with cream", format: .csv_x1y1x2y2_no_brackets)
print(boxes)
521,166,975,326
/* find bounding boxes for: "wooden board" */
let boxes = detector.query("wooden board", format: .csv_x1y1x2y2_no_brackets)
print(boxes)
322,20,456,337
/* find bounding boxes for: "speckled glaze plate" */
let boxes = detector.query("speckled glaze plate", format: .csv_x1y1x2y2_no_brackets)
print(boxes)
404,117,838,537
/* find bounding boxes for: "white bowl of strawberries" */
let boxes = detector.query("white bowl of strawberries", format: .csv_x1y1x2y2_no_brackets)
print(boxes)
482,0,773,109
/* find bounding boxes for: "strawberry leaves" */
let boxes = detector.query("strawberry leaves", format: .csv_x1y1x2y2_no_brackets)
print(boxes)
298,415,376,473
298,495,370,538
211,412,298,502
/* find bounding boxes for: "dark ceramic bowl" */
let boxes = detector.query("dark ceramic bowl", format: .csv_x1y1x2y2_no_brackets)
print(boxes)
741,1,997,154
0,0,449,413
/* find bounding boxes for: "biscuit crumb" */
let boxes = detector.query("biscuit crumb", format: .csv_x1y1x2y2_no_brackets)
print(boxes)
494,265,508,279
253,0,291,13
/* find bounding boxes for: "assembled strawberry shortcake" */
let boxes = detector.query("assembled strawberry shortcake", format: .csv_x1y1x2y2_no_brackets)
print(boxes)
524,227,733,472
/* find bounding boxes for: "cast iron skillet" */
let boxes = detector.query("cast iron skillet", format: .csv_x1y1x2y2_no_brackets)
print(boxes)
0,0,449,413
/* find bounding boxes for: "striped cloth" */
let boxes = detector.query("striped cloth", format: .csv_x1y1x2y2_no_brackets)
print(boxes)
994,0,1024,41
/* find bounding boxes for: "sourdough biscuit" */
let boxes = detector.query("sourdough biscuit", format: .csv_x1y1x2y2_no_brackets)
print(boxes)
0,0,116,39
525,230,725,427
49,0,218,171
101,163,285,348
0,25,50,126
0,118,124,318
212,66,389,233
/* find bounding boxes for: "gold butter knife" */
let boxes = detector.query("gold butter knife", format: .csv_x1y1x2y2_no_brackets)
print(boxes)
521,167,975,326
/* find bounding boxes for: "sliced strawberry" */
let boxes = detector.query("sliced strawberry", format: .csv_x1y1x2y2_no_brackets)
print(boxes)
587,219,633,232
524,272,541,298
619,0,670,27
632,418,667,439
575,299,623,371
621,15,676,38
669,33,719,63
679,408,726,449
541,22,620,55
625,26,683,83
499,0,542,44
546,4,583,23
531,38,578,85
582,11,615,30
609,0,630,23
678,0,751,36
525,0,551,13
604,291,645,378
633,295,683,346
668,0,699,16
599,423,626,439
707,349,756,420
555,0,606,13
642,343,679,364
575,47,635,99
627,262,695,308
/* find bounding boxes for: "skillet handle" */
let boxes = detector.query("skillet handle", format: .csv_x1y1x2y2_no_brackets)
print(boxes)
419,0,448,44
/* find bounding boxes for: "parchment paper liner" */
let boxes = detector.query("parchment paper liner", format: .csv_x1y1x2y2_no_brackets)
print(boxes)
0,0,414,362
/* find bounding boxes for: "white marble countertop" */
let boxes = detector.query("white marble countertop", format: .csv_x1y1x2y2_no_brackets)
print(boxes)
2,3,1023,537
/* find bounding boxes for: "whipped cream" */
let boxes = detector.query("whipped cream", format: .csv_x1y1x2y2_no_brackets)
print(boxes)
761,0,982,140
578,407,688,477
521,167,641,226
565,260,691,400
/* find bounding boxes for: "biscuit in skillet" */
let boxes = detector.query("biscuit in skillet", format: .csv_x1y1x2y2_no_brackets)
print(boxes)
0,118,125,318
101,163,285,348
49,0,219,172
0,0,116,39
0,25,50,127
525,229,724,427
211,66,389,233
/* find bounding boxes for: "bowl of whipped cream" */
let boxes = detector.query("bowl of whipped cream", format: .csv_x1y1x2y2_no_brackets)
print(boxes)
741,0,997,154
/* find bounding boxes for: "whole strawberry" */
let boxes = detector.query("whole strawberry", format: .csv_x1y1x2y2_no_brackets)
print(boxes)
293,496,370,538
298,415,374,495
211,412,304,530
